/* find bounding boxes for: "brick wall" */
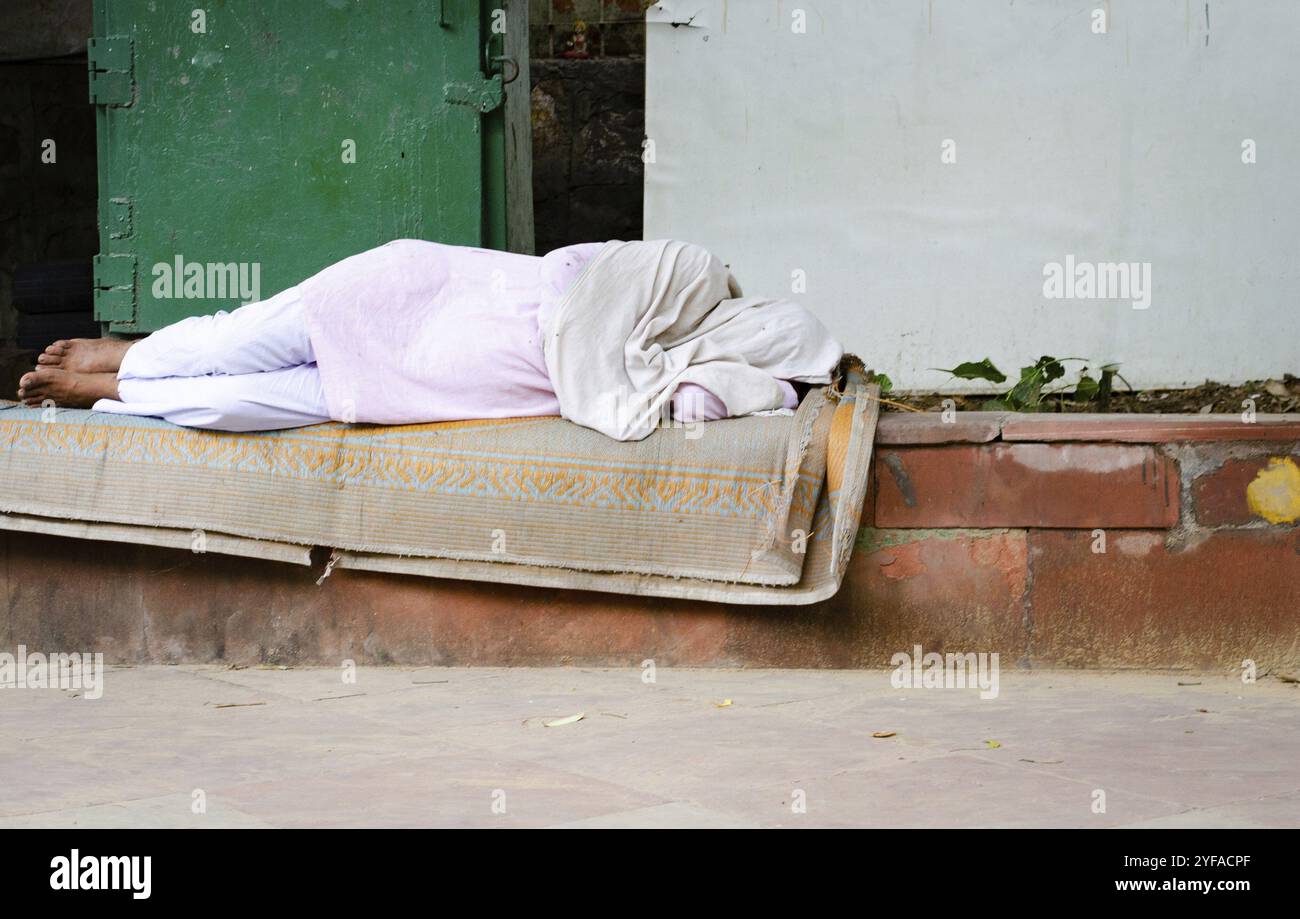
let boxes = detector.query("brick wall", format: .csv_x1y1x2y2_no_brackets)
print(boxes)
856,414,1300,671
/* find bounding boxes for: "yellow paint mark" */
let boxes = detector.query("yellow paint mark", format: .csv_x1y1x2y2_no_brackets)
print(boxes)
1246,457,1300,524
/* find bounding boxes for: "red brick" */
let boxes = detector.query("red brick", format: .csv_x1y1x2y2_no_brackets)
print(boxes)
1001,413,1300,443
876,412,1005,445
1192,456,1297,527
1028,528,1300,670
724,530,1031,667
873,444,1179,529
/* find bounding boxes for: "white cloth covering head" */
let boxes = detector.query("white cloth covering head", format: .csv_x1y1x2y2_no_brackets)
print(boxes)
541,239,844,441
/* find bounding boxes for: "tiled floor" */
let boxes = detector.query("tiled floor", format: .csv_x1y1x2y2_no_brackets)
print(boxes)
1,666,1296,828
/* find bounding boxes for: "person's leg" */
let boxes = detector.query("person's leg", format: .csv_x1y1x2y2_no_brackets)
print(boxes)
35,286,312,380
16,369,119,407
93,363,329,432
36,337,132,373
118,285,312,380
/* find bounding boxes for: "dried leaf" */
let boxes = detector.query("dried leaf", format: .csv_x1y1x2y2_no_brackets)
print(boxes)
872,731,896,738
714,699,733,708
984,739,1002,749
544,713,585,727
1264,379,1290,398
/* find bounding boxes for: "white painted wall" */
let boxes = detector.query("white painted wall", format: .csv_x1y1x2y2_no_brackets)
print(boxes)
644,0,1300,391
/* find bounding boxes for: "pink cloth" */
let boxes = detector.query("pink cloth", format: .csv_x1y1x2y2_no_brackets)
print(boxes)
671,380,797,422
299,239,797,426
301,240,558,424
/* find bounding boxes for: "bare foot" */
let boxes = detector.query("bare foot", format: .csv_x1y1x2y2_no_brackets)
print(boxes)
17,368,120,408
36,337,134,373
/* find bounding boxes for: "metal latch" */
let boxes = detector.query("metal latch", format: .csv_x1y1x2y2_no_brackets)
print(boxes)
88,36,134,106
443,76,504,113
485,33,519,85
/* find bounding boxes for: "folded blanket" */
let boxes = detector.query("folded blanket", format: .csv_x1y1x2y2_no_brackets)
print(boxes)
541,239,844,441
0,372,878,605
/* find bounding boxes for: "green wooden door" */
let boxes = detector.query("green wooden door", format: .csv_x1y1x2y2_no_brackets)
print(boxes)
91,0,508,333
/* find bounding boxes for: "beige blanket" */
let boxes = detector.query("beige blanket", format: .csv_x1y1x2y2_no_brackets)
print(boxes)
541,239,844,441
0,373,878,605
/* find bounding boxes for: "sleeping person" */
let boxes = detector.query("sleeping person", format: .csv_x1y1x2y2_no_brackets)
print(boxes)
17,239,843,441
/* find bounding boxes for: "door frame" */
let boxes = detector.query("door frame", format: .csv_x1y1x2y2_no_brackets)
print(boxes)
503,0,534,256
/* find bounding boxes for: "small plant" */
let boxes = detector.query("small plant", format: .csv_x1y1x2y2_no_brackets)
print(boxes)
933,356,1129,412
864,369,894,394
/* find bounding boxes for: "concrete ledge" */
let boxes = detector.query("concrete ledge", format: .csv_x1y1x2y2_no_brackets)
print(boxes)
1000,413,1300,443
4,526,1297,671
878,411,1300,444
876,412,1006,444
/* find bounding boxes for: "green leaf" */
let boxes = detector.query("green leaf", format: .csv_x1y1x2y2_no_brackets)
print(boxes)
1074,374,1099,401
935,358,1006,384
1008,364,1048,408
863,369,894,394
1037,356,1066,384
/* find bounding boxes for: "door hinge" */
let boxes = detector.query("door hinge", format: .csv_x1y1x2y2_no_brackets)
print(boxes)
88,36,134,106
444,76,504,114
93,254,137,323
108,197,133,239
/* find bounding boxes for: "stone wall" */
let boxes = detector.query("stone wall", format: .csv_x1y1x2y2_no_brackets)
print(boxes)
529,0,648,61
530,57,645,254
